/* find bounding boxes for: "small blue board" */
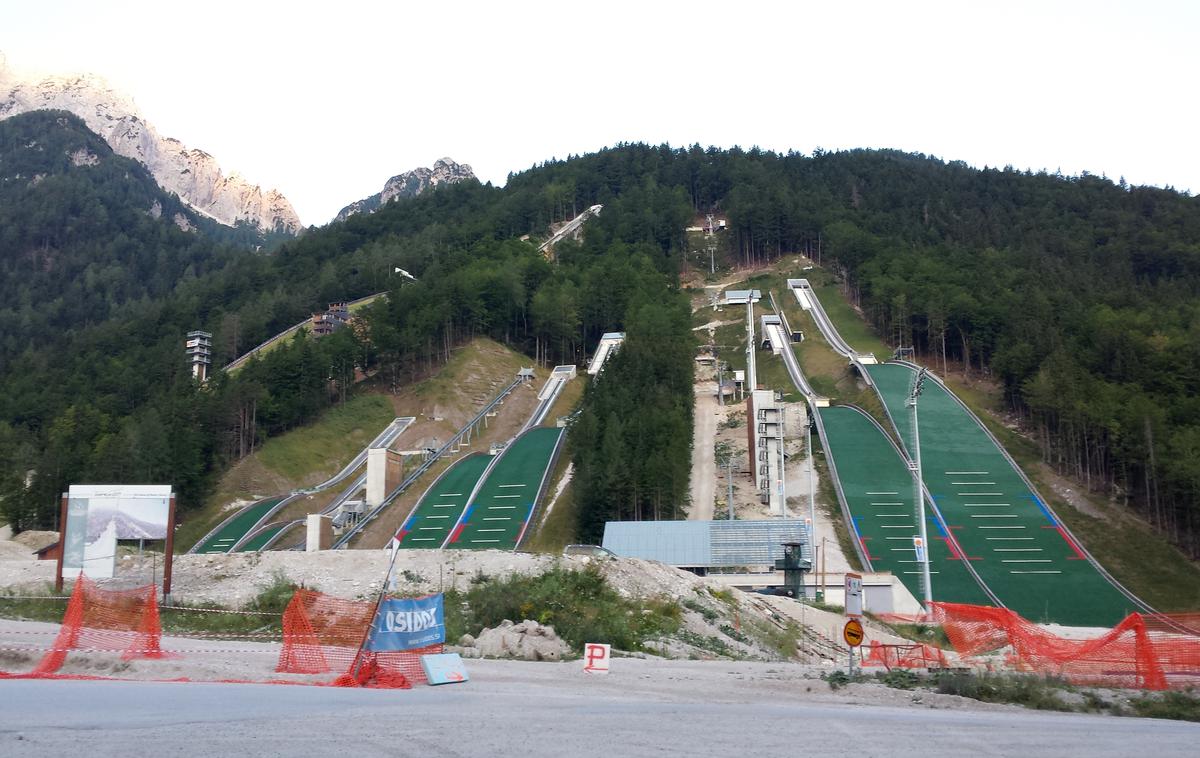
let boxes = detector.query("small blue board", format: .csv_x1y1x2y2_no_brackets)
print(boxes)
421,653,469,685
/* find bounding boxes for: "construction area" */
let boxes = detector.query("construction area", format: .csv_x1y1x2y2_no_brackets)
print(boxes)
1,253,1198,745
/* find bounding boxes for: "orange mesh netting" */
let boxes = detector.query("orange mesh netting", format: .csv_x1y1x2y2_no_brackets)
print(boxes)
276,589,439,687
863,640,949,670
931,602,1200,690
31,575,166,675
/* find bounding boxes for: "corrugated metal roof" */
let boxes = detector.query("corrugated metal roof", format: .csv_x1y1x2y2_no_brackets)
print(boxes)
722,289,762,304
603,521,711,565
601,519,809,567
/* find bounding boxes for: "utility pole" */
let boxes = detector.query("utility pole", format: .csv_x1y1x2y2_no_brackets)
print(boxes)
776,401,787,517
746,297,757,392
907,367,933,610
726,457,736,520
807,412,816,559
716,360,724,408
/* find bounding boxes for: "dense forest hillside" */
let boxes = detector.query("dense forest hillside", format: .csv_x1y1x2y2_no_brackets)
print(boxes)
0,136,1196,557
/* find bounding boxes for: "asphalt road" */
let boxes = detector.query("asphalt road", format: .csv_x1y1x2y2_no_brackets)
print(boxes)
1,662,1196,757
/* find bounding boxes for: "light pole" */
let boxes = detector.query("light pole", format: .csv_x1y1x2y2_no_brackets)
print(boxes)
907,367,933,610
807,412,816,570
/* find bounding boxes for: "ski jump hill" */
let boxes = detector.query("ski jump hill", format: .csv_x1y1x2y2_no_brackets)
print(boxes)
771,280,1148,626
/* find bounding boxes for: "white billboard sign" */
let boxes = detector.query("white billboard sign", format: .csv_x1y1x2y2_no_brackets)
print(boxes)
63,485,172,579
844,572,863,618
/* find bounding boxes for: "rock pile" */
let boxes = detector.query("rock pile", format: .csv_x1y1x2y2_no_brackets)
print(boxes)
454,619,571,661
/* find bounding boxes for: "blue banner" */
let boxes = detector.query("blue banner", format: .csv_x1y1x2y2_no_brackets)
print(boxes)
364,594,445,652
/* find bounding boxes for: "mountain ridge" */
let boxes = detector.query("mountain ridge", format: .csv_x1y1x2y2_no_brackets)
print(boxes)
0,54,302,234
334,157,475,222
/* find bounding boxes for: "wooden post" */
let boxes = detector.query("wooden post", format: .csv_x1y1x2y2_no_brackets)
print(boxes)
54,494,68,593
162,495,177,600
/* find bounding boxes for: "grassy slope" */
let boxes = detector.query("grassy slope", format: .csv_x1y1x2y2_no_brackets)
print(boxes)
256,395,395,482
523,375,592,553
181,338,535,552
177,395,395,550
808,266,1200,612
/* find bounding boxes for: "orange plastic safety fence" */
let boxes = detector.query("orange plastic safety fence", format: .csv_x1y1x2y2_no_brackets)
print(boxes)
276,589,440,688
863,640,948,670
30,575,166,676
930,602,1200,690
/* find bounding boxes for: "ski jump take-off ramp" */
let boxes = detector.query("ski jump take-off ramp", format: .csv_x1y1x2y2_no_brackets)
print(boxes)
775,279,1148,626
392,366,573,552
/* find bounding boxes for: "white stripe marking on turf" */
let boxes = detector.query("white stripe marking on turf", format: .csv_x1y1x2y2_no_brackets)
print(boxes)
1002,559,1053,563
1010,570,1061,574
946,471,988,475
499,484,526,488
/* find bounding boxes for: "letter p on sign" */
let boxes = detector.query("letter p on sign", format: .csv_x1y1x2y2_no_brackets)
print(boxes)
583,643,610,674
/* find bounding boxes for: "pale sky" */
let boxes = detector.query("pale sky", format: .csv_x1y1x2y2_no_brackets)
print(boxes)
3,0,1196,226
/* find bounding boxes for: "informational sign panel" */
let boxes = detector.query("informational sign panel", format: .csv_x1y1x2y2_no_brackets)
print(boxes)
365,594,445,652
583,643,611,674
420,653,469,685
61,496,91,575
912,536,926,563
844,572,863,618
63,485,172,579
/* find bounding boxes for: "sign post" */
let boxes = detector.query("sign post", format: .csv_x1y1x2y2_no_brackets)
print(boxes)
843,618,864,648
844,572,863,674
583,643,611,674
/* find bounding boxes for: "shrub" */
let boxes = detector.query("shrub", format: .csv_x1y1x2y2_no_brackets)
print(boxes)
449,564,681,652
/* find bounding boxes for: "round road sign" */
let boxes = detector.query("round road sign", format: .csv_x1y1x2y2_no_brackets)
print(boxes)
843,618,864,647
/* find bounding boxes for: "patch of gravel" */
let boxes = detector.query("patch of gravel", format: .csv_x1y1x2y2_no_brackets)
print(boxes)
0,548,949,667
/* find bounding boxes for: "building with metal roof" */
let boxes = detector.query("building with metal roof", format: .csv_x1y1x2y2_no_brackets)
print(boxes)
721,289,761,305
601,519,810,570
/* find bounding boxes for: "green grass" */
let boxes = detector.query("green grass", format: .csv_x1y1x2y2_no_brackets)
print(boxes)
1129,691,1200,722
445,564,681,653
522,450,578,553
0,572,299,639
176,393,397,552
257,394,396,482
812,283,890,357
931,672,1076,711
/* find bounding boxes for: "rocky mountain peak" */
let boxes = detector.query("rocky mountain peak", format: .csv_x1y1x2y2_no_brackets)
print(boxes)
0,56,302,234
335,158,475,223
